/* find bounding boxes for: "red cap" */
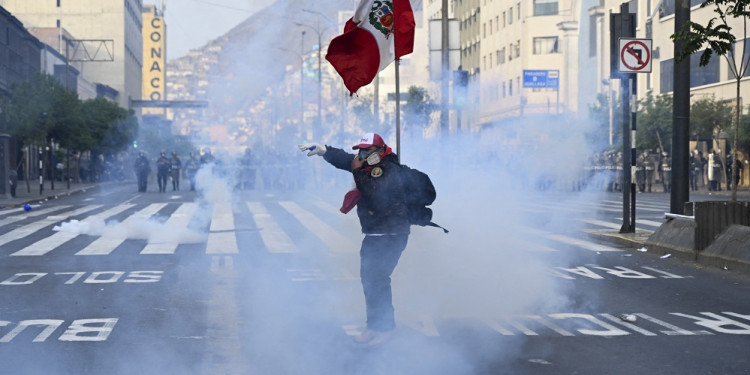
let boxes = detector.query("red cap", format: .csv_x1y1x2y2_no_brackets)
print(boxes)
352,133,385,150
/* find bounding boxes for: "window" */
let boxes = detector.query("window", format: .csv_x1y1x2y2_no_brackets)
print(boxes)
533,0,558,16
658,0,704,17
483,23,486,37
483,56,486,70
497,48,505,64
728,39,750,79
660,51,720,93
502,82,506,98
489,20,493,34
509,79,513,96
508,43,513,61
533,36,559,54
502,12,506,27
515,40,521,57
508,7,513,24
518,2,521,19
57,0,61,6
495,16,499,31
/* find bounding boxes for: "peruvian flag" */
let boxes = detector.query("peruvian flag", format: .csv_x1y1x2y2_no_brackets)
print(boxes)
326,0,415,95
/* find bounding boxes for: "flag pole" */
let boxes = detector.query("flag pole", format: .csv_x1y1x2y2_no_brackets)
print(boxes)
395,59,401,161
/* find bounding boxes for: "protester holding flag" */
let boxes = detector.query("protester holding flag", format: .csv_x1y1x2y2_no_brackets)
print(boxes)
299,133,431,346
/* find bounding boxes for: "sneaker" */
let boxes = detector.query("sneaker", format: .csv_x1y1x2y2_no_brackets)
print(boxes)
365,329,394,346
354,329,377,344
353,329,394,346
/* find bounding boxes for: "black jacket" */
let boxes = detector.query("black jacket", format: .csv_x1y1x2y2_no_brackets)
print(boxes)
324,146,416,235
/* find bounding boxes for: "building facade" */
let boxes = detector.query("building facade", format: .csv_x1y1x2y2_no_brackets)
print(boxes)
1,0,144,109
142,4,166,116
0,6,41,96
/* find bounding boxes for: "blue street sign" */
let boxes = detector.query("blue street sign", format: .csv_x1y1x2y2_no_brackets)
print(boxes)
523,70,559,88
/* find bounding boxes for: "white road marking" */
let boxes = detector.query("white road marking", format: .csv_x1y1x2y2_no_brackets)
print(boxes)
246,201,296,253
279,201,358,254
0,205,98,248
12,205,139,256
0,205,72,228
206,203,238,254
76,203,166,255
141,203,198,254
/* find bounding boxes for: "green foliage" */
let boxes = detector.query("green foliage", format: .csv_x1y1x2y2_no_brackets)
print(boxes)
403,86,436,132
587,92,622,149
637,91,673,152
670,0,750,66
82,98,138,156
690,96,733,140
0,73,60,143
0,73,139,156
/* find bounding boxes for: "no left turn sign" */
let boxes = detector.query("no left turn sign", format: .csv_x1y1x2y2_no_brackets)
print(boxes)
619,38,652,73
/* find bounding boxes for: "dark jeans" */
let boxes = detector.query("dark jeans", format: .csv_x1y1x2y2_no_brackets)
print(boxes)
157,171,168,192
360,233,409,332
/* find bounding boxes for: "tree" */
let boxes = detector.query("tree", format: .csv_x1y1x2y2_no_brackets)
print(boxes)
637,92,673,153
403,86,436,138
0,73,61,145
690,96,733,142
587,92,623,151
671,0,750,201
81,98,138,156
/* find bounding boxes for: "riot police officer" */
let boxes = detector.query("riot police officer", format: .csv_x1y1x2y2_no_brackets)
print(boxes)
156,151,171,193
134,152,150,192
660,152,672,193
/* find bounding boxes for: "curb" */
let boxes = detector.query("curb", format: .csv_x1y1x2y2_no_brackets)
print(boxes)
591,227,750,275
0,184,101,209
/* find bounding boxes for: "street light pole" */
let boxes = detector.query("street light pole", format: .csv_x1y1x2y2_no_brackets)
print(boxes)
301,31,305,127
299,9,337,141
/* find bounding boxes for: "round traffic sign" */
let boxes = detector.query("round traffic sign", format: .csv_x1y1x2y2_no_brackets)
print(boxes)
620,40,651,71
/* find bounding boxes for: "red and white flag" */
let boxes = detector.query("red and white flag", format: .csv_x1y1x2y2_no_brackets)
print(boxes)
325,0,415,95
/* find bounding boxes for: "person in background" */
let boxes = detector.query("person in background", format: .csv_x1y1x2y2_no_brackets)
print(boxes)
184,152,200,191
170,151,182,191
156,151,171,193
134,151,150,192
660,152,672,193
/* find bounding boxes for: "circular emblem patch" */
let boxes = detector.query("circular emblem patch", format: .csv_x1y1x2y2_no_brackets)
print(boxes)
370,167,383,178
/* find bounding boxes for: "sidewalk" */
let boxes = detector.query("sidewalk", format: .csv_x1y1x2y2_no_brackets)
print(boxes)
0,179,101,209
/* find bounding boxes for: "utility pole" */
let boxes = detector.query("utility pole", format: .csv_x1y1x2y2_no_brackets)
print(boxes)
671,0,691,215
440,0,449,136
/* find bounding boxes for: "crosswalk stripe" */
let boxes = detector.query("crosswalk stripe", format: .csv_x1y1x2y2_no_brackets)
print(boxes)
141,203,198,254
76,203,167,256
0,205,98,248
0,205,72,228
206,202,239,254
246,201,296,253
10,205,140,256
522,227,621,252
278,201,358,253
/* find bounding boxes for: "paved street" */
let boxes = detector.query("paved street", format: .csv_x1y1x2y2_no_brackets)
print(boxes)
0,181,748,374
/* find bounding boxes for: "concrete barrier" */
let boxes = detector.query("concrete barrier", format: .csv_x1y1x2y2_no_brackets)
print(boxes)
699,225,750,272
644,217,696,260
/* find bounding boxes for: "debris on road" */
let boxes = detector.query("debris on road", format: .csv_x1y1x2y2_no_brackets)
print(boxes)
660,254,672,259
637,247,648,252
619,314,637,323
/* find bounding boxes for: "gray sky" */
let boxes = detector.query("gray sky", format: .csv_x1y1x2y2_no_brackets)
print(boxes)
144,0,275,60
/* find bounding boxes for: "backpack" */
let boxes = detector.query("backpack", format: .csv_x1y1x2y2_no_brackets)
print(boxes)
403,166,448,233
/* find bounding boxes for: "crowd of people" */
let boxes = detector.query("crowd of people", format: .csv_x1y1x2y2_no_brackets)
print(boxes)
584,149,747,193
128,147,313,193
